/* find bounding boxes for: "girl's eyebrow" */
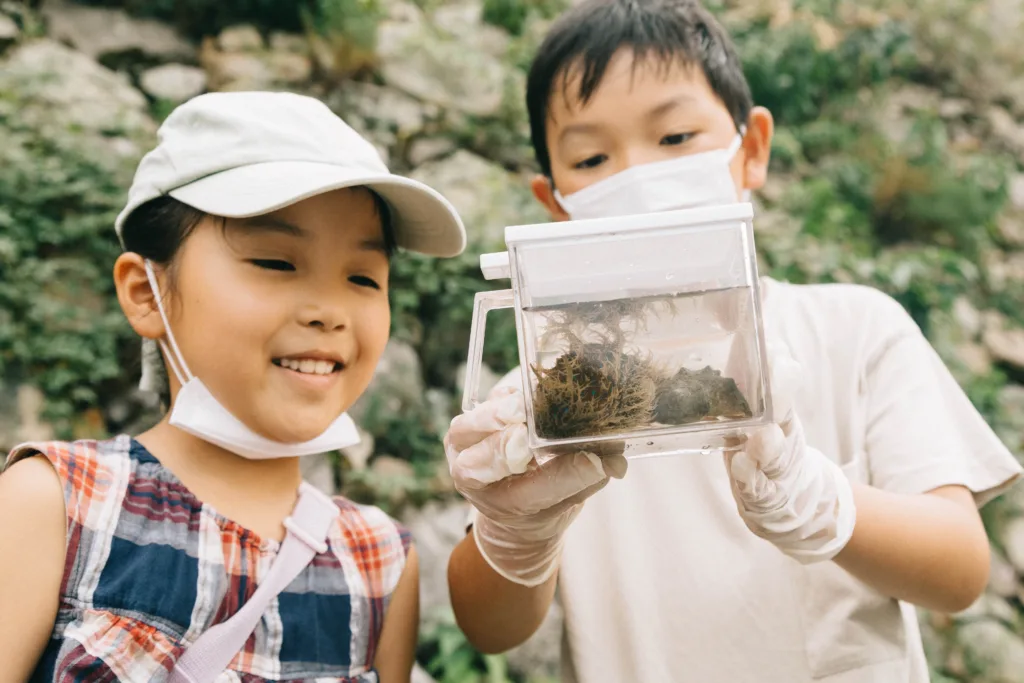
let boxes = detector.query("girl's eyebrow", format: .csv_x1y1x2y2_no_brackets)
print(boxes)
240,216,306,237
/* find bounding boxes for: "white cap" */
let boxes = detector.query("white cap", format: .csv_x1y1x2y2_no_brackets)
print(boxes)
115,91,466,257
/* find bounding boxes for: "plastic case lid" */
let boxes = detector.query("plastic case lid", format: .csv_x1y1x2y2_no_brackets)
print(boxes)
497,203,757,306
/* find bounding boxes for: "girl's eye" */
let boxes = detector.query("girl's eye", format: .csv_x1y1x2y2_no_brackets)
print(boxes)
251,259,295,271
661,132,694,146
350,275,381,290
573,154,607,170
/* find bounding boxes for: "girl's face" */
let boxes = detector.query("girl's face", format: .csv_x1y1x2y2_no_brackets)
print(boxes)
160,188,391,443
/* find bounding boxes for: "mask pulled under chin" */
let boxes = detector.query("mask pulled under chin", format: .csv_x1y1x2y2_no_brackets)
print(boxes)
143,260,362,460
554,133,748,220
169,378,361,460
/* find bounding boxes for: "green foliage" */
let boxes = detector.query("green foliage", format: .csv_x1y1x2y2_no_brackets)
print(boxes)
0,119,136,436
301,0,385,76
737,18,916,125
482,0,567,37
390,249,519,389
76,0,313,37
418,609,516,683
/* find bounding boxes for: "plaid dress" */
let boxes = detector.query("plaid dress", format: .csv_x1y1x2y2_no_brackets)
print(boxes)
5,435,411,683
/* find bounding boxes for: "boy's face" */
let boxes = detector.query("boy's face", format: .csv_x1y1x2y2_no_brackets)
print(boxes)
531,49,774,220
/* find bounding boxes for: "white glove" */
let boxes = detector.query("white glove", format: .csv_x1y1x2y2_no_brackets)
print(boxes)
725,341,857,564
446,385,627,587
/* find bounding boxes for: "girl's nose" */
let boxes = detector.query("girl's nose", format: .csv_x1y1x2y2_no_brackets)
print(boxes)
299,306,347,332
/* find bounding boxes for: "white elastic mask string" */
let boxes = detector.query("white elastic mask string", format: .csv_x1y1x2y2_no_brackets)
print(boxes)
143,260,191,387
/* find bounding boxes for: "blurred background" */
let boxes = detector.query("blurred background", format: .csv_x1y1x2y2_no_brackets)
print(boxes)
0,0,1022,681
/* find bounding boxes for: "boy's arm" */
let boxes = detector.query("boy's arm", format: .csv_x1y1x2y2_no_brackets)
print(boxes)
0,456,66,680
373,546,420,683
732,294,1020,613
834,483,989,613
448,530,558,654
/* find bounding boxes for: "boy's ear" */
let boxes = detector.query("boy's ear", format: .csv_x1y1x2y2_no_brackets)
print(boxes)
114,253,166,341
742,106,774,192
530,174,571,222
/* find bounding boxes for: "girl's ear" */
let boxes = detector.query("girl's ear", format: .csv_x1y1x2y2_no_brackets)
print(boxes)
114,253,166,340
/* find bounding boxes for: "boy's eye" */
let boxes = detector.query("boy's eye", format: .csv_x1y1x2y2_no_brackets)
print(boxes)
251,259,295,271
660,132,694,146
573,154,607,170
350,275,381,290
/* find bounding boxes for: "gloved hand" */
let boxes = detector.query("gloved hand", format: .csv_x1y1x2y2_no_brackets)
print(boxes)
445,384,627,587
725,341,857,564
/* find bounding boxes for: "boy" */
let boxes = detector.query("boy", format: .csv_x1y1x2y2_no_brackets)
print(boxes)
444,1,1023,682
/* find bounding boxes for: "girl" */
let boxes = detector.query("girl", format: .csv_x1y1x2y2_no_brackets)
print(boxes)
0,91,466,682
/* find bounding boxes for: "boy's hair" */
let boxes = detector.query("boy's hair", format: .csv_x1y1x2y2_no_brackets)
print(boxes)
526,0,753,177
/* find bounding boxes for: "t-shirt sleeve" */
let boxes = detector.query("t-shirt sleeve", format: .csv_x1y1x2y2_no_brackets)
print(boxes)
862,297,1021,506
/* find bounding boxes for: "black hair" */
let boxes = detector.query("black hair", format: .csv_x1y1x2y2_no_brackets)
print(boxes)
121,189,398,269
526,0,753,177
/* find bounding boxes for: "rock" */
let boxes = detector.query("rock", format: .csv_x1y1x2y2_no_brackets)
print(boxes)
955,343,993,375
953,297,983,338
139,64,207,103
0,384,55,453
340,426,374,471
983,324,1024,371
347,340,425,425
939,98,972,120
988,548,1018,598
41,0,193,62
455,362,502,405
997,210,1024,247
377,1,511,117
958,620,1024,683
218,24,264,52
996,385,1024,455
953,591,1018,625
268,32,308,54
402,501,473,630
0,39,155,160
330,81,438,138
200,39,313,92
301,453,337,496
370,455,416,480
409,150,549,250
407,136,457,166
1010,175,1024,211
1000,516,1024,573
425,388,454,438
411,664,437,683
0,13,18,49
432,0,510,58
987,105,1024,155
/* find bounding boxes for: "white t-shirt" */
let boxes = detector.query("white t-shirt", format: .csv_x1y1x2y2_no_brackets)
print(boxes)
483,277,1021,683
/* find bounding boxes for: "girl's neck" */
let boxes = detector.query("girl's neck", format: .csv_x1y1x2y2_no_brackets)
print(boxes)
137,418,306,542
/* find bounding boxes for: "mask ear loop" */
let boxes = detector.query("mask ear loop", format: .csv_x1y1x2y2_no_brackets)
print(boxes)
143,260,192,387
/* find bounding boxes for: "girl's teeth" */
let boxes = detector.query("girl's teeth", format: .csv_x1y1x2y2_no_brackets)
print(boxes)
279,359,336,375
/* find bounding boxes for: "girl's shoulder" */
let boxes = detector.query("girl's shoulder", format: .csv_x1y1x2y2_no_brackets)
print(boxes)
3,435,137,512
328,494,414,583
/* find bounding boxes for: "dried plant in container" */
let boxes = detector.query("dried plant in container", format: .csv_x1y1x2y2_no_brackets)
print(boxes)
531,339,660,440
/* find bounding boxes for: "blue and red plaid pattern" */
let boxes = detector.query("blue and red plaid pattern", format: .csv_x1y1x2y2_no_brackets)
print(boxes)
5,435,411,682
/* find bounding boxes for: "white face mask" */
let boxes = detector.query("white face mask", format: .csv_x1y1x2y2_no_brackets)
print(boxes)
143,261,361,460
554,132,748,220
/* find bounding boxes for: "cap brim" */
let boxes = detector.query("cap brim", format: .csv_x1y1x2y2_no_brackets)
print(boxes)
169,161,466,257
